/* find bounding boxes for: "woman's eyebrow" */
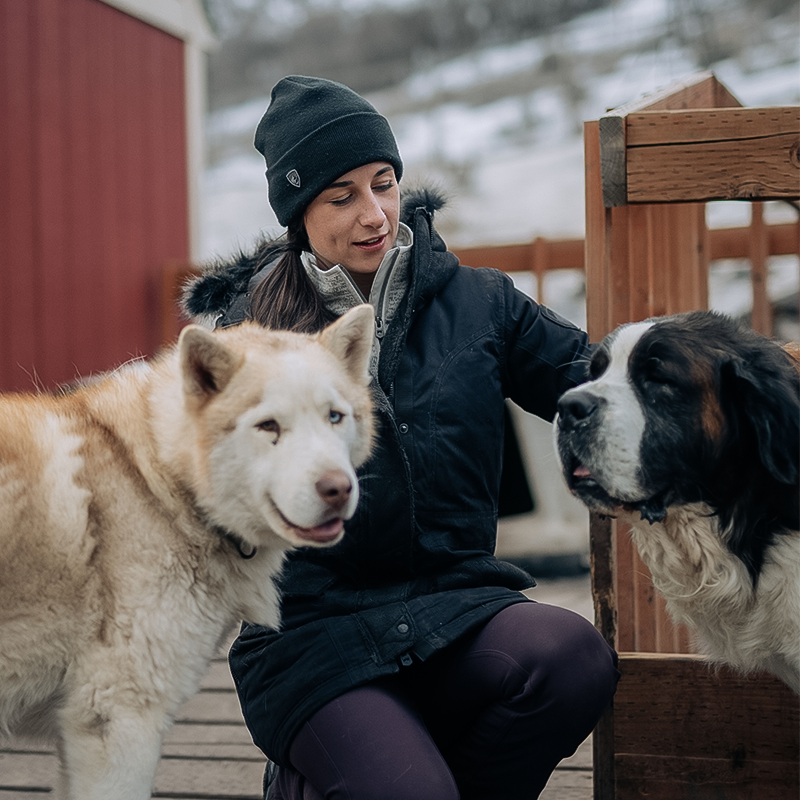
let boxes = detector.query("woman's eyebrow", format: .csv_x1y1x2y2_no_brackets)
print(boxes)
324,166,394,191
326,179,353,190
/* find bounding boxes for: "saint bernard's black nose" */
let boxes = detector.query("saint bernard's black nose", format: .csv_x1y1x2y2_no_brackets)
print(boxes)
557,391,599,431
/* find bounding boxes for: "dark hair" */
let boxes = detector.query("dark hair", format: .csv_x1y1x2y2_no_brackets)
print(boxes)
248,220,336,334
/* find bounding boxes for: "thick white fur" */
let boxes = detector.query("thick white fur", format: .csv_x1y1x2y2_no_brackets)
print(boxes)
0,305,375,799
622,505,800,693
570,322,654,501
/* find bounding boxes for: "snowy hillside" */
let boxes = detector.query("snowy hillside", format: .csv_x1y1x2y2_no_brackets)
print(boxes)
200,0,799,326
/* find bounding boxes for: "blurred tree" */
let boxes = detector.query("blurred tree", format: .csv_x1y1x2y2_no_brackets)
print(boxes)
204,0,609,109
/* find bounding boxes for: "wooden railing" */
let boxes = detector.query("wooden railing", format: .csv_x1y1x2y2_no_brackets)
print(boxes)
453,206,799,338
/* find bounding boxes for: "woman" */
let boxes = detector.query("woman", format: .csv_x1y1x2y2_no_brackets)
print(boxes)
185,75,619,800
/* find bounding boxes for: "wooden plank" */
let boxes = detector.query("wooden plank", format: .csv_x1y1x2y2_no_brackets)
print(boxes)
626,205,652,320
613,654,800,800
609,206,633,329
165,723,256,747
648,204,671,318
708,220,799,259
749,202,771,335
174,690,247,725
631,547,657,652
614,522,636,652
453,242,533,272
539,238,585,270
152,757,264,798
615,754,798,800
674,203,708,311
626,106,800,146
627,129,800,204
0,751,57,790
160,742,263,760
592,706,615,800
583,120,613,339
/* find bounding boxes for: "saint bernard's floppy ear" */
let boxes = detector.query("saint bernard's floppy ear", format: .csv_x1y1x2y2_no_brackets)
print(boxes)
722,347,800,486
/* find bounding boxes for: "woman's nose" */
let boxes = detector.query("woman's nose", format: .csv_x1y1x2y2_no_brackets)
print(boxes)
358,192,387,227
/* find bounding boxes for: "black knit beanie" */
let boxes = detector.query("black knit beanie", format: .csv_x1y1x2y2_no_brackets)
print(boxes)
254,75,404,227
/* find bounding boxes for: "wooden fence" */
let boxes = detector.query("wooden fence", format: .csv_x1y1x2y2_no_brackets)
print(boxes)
453,208,799,339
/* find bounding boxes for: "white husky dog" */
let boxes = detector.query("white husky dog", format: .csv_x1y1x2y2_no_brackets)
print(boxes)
0,305,375,799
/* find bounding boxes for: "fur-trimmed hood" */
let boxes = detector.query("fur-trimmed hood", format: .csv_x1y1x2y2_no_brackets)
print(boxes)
182,186,447,321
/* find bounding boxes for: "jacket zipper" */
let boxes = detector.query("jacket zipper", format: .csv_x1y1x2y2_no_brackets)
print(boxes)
374,264,392,340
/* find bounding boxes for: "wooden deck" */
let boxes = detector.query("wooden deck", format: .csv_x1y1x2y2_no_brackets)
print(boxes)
0,577,594,799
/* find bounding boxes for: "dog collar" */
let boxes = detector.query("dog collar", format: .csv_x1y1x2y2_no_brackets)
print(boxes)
215,527,258,560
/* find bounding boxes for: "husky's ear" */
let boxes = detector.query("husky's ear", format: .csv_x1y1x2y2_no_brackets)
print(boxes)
179,325,244,401
319,304,374,384
723,350,800,485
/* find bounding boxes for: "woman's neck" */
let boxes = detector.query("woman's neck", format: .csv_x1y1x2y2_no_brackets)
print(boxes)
347,270,376,299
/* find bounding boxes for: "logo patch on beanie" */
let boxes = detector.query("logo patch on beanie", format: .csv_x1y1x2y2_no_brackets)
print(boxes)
286,169,301,188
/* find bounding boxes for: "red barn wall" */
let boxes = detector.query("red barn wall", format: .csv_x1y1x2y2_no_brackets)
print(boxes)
0,0,189,392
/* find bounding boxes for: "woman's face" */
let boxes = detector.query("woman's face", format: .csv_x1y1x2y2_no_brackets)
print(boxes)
303,161,400,291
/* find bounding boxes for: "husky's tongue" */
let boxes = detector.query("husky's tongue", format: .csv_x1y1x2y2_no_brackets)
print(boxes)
296,518,344,543
573,464,592,479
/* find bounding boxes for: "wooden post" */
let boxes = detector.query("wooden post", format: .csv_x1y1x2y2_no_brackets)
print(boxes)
585,73,800,800
749,202,772,336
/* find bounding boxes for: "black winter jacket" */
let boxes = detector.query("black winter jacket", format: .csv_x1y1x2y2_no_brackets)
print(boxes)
184,190,592,765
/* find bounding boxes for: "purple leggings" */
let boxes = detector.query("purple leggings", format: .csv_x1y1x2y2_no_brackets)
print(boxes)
270,602,619,800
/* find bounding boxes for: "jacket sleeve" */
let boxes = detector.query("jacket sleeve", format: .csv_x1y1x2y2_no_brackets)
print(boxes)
498,271,593,421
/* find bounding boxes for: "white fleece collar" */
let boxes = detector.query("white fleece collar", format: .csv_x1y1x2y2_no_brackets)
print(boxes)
301,223,413,375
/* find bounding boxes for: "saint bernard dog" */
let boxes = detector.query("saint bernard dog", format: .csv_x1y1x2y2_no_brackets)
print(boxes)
555,310,800,693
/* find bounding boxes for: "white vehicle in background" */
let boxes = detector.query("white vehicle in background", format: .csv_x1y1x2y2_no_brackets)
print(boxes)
495,401,590,577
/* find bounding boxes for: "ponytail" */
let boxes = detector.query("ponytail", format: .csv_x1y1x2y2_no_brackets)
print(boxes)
248,221,336,334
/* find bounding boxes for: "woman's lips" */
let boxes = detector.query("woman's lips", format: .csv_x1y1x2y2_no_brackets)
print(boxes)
354,234,387,252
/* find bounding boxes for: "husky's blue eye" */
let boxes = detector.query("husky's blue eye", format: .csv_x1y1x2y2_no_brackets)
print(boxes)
329,410,344,425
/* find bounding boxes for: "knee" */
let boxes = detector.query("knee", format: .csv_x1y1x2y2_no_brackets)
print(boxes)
531,605,619,724
496,603,619,712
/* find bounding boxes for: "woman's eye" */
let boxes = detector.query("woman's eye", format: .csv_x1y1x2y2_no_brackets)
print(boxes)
257,419,281,442
330,195,351,206
374,181,394,193
329,410,344,425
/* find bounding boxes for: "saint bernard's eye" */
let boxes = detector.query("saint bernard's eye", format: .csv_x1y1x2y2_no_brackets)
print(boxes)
589,351,609,380
329,410,344,425
257,419,280,443
644,357,674,386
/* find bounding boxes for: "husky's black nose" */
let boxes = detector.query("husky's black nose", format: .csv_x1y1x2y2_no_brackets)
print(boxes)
557,392,599,431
